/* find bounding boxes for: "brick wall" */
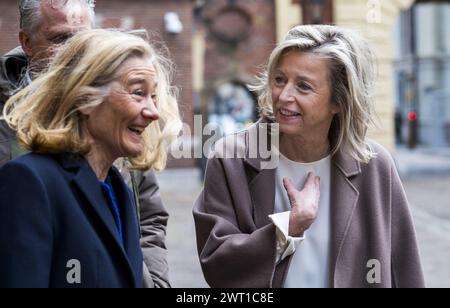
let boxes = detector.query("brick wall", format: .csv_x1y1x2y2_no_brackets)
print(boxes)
0,0,194,168
199,0,277,93
0,0,21,54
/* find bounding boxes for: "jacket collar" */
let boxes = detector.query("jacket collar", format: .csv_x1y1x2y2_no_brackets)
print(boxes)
59,154,143,287
0,47,28,103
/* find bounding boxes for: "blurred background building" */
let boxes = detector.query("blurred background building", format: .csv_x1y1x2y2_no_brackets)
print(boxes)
192,0,450,155
394,0,450,149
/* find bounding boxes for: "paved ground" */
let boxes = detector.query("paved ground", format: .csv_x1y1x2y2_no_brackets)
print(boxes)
401,175,450,288
395,147,450,177
157,168,208,288
157,168,450,288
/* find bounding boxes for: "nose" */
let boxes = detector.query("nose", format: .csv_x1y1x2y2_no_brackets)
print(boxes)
142,100,160,121
278,83,296,103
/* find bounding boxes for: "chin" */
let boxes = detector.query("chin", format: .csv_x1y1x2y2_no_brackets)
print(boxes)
123,146,144,158
279,123,301,136
127,149,143,158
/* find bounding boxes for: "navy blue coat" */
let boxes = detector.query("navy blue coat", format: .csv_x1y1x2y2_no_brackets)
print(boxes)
0,153,143,288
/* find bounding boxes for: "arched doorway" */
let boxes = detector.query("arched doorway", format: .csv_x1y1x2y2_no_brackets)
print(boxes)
208,81,257,136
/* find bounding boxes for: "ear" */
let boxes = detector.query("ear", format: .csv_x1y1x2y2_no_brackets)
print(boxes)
331,102,340,115
19,30,34,59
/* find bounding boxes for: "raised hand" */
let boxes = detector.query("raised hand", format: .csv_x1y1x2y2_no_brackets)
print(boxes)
283,172,321,237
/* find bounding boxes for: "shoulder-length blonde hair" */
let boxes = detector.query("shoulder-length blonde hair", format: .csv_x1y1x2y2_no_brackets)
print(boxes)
252,25,377,164
3,29,182,171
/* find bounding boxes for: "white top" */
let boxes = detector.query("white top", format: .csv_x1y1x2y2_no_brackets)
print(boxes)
269,153,332,288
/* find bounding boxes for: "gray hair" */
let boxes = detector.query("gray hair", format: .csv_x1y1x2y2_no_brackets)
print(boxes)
252,25,377,164
19,0,96,38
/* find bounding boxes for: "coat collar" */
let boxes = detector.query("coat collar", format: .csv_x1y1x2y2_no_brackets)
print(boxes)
242,119,362,287
0,47,28,103
59,154,143,287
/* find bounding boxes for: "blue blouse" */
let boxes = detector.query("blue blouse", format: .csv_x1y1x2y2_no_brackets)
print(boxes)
100,177,123,246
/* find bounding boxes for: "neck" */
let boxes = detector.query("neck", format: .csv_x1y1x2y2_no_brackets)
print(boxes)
85,145,115,181
279,133,330,163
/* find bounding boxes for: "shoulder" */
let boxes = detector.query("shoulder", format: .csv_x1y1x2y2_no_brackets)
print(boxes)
363,139,397,175
210,120,269,159
367,139,395,166
11,152,60,169
211,128,248,159
0,154,54,204
0,153,63,183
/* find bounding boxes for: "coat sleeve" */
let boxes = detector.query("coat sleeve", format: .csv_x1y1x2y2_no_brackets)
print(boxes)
137,169,170,288
390,165,425,288
0,161,53,288
193,157,278,288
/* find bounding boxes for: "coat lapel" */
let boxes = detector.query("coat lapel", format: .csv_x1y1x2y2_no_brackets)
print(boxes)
71,160,122,245
330,147,361,287
244,121,277,229
248,168,276,228
61,155,141,287
108,168,143,286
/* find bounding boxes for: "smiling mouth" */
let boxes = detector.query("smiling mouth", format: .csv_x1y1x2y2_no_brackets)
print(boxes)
128,126,145,135
279,108,301,117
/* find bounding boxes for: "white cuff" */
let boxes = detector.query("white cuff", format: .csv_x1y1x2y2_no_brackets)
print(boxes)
269,211,304,263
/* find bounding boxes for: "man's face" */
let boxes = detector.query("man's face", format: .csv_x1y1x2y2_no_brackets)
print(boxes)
22,1,92,70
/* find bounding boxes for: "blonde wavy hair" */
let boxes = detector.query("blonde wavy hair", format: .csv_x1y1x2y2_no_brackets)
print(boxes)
3,29,182,170
252,25,377,164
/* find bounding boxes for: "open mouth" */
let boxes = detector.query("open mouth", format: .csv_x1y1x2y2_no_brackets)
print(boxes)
128,126,145,135
279,108,301,117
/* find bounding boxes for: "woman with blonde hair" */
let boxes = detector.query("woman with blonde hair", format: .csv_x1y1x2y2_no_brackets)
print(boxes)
0,29,181,288
193,25,425,288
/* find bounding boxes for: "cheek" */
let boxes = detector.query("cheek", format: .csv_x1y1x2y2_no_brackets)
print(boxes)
108,95,137,121
271,88,280,105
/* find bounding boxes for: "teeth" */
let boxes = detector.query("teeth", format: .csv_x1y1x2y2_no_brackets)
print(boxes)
129,127,143,134
280,109,300,116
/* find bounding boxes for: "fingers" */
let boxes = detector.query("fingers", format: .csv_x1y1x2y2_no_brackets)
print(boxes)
283,177,295,195
283,177,298,209
303,172,319,190
284,172,321,192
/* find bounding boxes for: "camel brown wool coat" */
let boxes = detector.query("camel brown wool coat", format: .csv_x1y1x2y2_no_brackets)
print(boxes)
193,120,425,288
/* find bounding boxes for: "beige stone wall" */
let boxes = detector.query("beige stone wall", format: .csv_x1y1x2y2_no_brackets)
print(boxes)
275,0,303,42
334,0,414,151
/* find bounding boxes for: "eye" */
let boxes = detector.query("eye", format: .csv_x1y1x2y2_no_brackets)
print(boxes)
273,76,286,86
298,82,313,92
132,89,146,97
151,94,158,104
49,33,72,45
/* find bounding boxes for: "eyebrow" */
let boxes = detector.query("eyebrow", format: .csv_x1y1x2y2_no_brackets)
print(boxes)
296,75,317,85
274,69,317,85
126,77,158,89
127,77,146,85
